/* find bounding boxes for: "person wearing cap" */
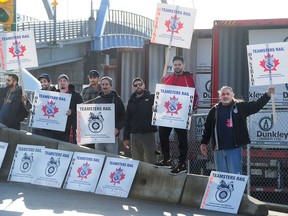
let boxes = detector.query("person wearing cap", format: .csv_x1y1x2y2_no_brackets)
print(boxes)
94,76,125,154
0,74,29,130
52,74,83,144
123,78,157,163
81,70,101,103
31,73,57,137
37,73,56,91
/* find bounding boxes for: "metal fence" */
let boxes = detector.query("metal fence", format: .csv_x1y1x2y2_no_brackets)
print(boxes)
245,145,288,205
16,20,90,43
0,10,153,45
163,111,288,205
94,9,154,38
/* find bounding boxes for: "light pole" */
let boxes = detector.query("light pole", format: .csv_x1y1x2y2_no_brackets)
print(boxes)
51,0,58,45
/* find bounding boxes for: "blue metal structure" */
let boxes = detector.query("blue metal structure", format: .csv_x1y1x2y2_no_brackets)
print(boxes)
12,9,153,52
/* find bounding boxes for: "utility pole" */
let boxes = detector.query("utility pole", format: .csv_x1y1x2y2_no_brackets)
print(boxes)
51,0,58,45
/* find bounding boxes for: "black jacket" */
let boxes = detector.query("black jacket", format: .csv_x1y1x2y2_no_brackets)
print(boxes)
54,84,83,143
201,92,271,150
95,90,125,132
0,86,29,130
124,90,157,140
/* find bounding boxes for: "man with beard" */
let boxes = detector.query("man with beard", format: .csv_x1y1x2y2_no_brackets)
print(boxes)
123,78,157,163
200,86,275,174
155,56,198,175
94,76,125,154
32,73,56,137
38,73,56,91
52,74,83,144
81,70,101,104
0,74,29,130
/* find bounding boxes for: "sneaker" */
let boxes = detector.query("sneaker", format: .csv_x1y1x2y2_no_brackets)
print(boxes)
154,159,172,169
170,163,187,175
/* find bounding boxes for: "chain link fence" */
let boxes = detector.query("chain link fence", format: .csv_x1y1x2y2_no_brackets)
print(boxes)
160,110,288,205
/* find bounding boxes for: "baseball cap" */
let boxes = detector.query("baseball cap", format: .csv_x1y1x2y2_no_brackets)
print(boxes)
88,70,100,77
38,73,51,82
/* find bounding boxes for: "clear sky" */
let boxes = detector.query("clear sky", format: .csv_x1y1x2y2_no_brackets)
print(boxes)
17,0,288,29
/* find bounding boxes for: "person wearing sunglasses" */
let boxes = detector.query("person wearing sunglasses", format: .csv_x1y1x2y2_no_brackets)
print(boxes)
123,78,157,164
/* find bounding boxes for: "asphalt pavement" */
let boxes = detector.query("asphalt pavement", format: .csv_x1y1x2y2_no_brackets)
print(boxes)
0,182,286,216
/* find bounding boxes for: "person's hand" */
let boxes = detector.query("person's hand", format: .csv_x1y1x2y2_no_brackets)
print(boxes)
200,144,208,156
267,87,275,97
123,140,130,149
66,109,72,116
115,128,119,136
22,94,28,105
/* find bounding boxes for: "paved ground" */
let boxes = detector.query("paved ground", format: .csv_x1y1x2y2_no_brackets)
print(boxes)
0,182,286,216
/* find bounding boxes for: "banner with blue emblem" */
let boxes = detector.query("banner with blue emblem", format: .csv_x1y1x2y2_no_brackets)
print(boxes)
152,84,195,129
200,171,248,214
29,90,71,132
63,152,105,192
76,104,115,144
95,157,139,198
31,149,73,188
7,144,45,183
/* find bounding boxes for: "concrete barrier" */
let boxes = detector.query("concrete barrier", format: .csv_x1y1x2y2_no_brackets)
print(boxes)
129,162,186,204
0,124,269,216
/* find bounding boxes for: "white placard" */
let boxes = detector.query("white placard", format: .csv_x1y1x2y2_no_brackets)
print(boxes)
247,42,288,86
249,110,288,146
76,104,115,144
151,3,196,49
95,157,139,198
7,144,45,183
63,152,105,192
29,90,71,132
152,84,195,129
201,171,248,214
0,141,8,168
196,73,211,107
31,149,73,188
0,30,38,71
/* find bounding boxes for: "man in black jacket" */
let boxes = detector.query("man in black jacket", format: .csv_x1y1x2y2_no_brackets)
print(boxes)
0,74,29,130
52,74,83,144
200,86,275,174
123,78,157,163
94,76,125,154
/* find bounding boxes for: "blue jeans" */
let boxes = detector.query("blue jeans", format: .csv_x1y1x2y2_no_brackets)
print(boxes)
213,147,242,174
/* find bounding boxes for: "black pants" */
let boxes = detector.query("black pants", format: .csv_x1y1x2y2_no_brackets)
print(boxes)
158,126,188,164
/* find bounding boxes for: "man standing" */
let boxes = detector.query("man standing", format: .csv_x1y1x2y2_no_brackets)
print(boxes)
37,73,56,91
200,86,275,174
94,76,125,154
32,73,56,137
123,78,157,163
0,74,29,130
81,70,101,103
155,56,198,175
53,74,83,144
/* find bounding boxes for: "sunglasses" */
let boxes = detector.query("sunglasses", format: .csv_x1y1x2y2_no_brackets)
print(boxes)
133,83,143,87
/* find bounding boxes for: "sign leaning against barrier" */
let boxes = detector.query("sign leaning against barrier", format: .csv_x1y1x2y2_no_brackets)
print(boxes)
249,109,288,146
